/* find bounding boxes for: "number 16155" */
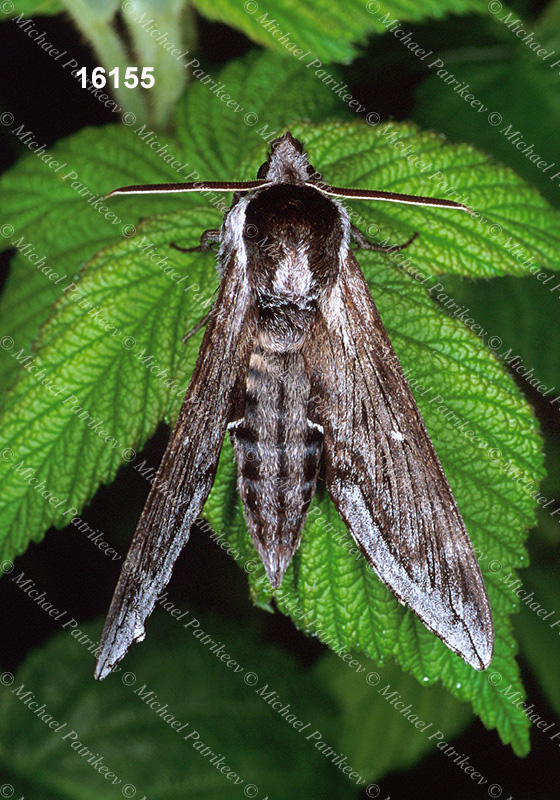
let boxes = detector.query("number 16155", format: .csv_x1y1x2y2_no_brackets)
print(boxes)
76,67,155,89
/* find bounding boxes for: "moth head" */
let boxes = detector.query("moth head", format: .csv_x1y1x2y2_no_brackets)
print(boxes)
257,131,322,184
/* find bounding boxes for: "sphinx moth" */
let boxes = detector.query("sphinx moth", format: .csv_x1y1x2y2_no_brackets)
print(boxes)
94,132,493,678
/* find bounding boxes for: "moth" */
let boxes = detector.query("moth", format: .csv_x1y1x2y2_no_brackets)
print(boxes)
95,132,493,679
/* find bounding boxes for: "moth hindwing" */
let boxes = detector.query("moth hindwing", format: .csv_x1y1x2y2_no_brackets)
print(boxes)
95,131,493,679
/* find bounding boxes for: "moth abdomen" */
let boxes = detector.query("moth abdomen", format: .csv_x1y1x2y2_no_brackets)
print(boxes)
230,344,322,586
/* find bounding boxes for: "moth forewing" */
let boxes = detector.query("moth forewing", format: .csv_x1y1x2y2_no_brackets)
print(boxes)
302,249,493,670
95,130,492,679
94,248,258,680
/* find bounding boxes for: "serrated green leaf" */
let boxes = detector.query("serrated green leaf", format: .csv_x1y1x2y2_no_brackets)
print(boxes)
293,123,560,279
0,210,219,556
1,0,490,61
0,125,188,392
413,27,560,203
192,0,489,63
0,613,347,798
174,50,346,178
430,273,560,541
436,275,560,392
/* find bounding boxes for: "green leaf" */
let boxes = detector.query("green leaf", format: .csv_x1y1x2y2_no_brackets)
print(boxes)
60,0,158,126
191,0,490,63
0,613,348,798
0,50,342,392
173,51,346,179
0,210,220,556
122,0,194,128
413,15,560,203
434,275,560,392
0,124,184,392
314,652,472,781
0,0,64,19
1,67,559,751
429,273,560,540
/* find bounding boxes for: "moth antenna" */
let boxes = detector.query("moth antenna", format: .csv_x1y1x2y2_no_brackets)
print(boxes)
311,184,474,216
105,180,271,199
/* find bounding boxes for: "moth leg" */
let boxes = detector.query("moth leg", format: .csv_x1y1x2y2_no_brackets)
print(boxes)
171,228,221,253
171,229,219,342
351,224,419,252
170,212,232,380
182,310,213,344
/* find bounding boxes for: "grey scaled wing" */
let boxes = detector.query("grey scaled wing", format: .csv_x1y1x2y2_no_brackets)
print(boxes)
95,252,257,679
303,250,494,670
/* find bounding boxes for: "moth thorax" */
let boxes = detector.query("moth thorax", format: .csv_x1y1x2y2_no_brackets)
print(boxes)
269,245,314,299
